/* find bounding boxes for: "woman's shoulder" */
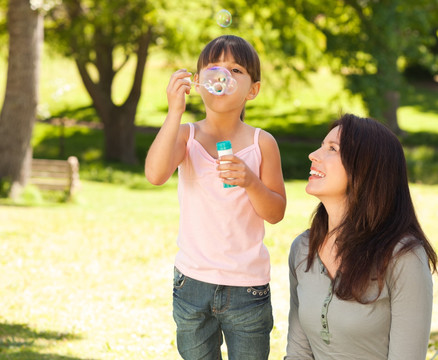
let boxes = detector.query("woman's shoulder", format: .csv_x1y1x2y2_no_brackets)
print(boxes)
289,230,310,263
385,238,434,301
386,237,432,283
292,229,310,247
392,237,429,263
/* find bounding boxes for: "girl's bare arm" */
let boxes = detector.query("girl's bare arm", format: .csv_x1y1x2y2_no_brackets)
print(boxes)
145,70,191,185
217,131,287,224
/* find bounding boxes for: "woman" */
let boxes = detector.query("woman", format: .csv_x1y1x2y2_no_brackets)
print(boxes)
285,114,436,360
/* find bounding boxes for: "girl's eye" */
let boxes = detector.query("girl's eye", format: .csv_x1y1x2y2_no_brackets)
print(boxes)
231,68,242,74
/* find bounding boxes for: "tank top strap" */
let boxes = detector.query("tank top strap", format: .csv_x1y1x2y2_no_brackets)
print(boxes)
253,128,262,160
188,122,195,141
254,128,261,146
186,122,195,150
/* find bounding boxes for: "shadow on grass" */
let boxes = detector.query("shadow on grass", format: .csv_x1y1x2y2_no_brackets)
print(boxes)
246,105,334,139
32,98,438,184
49,105,98,124
428,331,438,358
401,131,438,147
33,123,155,168
33,125,104,161
0,353,87,360
32,117,324,182
0,322,93,360
401,80,438,114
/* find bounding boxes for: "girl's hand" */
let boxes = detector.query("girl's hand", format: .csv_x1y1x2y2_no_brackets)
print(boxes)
167,69,192,115
216,155,256,188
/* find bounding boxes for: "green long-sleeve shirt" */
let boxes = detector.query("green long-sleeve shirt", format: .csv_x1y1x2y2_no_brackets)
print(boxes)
285,230,433,360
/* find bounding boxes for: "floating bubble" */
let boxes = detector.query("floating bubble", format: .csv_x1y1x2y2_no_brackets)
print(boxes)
216,9,232,28
197,66,237,96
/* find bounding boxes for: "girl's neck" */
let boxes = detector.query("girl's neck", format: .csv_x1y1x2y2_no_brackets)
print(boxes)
202,116,244,140
194,118,253,156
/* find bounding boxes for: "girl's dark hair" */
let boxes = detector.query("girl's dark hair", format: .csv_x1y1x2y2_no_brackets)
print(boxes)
197,35,260,121
306,113,437,303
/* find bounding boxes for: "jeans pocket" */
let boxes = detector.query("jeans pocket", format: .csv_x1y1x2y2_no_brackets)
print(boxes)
246,283,270,299
173,267,186,289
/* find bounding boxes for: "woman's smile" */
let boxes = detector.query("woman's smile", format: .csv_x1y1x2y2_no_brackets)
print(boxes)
309,167,326,179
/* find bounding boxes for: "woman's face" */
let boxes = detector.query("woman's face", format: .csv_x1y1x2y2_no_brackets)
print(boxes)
305,126,348,203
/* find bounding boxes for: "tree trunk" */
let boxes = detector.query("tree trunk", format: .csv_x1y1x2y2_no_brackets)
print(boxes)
102,104,138,164
383,90,401,135
0,0,43,199
74,61,139,165
73,30,151,164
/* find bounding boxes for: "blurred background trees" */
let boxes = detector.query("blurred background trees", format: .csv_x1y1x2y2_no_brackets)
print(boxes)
42,0,327,165
0,0,437,197
290,0,438,134
45,0,165,165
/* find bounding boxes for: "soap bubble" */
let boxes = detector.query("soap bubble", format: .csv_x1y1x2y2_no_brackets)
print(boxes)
216,9,232,28
199,66,237,95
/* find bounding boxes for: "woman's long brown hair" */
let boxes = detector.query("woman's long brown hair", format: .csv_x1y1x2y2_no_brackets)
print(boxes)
306,114,437,303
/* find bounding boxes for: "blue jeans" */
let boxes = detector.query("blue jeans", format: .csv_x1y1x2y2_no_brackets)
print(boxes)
172,267,273,360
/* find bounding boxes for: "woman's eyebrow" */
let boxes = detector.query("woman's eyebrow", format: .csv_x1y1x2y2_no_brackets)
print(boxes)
321,140,340,146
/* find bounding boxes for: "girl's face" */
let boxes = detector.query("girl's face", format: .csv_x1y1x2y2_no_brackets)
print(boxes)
194,52,260,115
305,126,348,203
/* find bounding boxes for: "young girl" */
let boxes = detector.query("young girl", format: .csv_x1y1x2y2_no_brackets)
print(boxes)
145,35,286,360
284,114,437,360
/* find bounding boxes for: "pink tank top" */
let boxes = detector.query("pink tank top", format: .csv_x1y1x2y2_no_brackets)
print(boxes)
175,123,270,286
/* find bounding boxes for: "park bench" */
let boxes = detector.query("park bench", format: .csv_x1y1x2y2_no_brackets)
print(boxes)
30,156,80,198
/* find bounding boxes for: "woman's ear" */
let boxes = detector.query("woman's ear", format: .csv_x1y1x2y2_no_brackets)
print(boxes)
246,81,260,100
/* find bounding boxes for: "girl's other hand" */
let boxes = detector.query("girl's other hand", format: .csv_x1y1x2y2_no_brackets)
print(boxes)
167,69,192,115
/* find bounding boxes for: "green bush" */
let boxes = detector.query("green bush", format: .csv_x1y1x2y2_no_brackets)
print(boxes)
405,146,438,184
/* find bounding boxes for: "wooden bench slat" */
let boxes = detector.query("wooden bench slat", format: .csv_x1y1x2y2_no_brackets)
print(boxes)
32,166,69,172
30,178,70,184
30,156,80,197
31,172,71,178
30,183,69,191
31,186,69,191
31,165,69,170
32,159,72,166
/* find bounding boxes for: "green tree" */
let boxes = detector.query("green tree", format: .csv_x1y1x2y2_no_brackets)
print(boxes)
45,0,327,164
290,0,438,133
0,0,43,199
155,0,327,108
46,0,163,164
46,0,242,164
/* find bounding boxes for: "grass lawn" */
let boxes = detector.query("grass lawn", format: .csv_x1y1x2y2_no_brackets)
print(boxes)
1,179,438,359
